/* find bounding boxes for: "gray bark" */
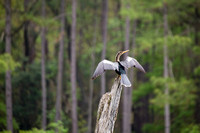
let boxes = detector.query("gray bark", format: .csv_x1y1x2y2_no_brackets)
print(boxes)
88,50,95,133
71,0,78,132
101,0,108,95
163,2,170,133
123,16,131,133
24,0,29,62
127,20,137,132
55,0,65,123
41,0,47,130
5,0,13,132
87,10,97,133
95,77,122,133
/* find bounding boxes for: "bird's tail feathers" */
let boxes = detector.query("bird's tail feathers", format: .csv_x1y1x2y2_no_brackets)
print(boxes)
121,74,131,87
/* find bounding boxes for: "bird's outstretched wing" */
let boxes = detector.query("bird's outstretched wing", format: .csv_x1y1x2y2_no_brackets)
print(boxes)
92,60,118,79
120,56,146,73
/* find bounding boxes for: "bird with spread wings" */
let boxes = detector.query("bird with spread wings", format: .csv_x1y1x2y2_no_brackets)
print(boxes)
92,50,145,87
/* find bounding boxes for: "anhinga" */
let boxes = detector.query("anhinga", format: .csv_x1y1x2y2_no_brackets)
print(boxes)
92,50,145,87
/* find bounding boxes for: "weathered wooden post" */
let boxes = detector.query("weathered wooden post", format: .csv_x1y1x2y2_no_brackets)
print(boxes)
95,77,122,133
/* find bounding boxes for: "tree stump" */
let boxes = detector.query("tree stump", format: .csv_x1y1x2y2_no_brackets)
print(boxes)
95,76,122,133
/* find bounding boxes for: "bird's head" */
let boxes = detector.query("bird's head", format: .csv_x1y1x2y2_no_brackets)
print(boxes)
115,50,129,62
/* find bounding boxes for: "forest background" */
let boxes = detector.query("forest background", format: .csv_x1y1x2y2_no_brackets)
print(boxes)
0,0,200,133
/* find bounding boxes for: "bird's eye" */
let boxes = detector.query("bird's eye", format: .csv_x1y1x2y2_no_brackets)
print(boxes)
134,65,135,67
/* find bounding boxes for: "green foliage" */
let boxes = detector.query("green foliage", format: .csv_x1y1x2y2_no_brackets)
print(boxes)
10,121,68,133
0,54,20,73
150,77,197,132
21,13,60,27
0,100,6,130
48,121,69,133
167,35,191,47
46,60,58,79
0,95,19,130
181,125,200,133
142,123,163,133
193,46,200,56
78,115,88,133
18,123,68,133
47,109,71,132
194,66,200,76
133,83,153,103
120,0,154,21
151,78,196,109
0,108,19,130
19,128,46,133
0,131,11,133
169,79,196,107
12,63,42,129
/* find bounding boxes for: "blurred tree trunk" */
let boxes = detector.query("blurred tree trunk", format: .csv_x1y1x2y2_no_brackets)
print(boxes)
5,0,13,132
87,7,97,133
163,2,170,133
128,20,137,132
24,0,29,64
71,0,78,132
88,44,95,133
55,0,65,123
101,0,108,95
123,15,131,133
194,7,200,47
23,0,37,64
41,0,47,130
194,7,200,124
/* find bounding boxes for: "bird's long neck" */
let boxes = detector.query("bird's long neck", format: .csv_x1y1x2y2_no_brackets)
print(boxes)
115,54,121,62
115,50,129,62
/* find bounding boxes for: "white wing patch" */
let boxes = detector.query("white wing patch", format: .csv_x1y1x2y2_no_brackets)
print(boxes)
120,56,145,73
127,56,132,62
92,59,118,79
102,60,118,70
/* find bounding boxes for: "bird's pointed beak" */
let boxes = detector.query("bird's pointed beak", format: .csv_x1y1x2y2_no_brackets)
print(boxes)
121,50,129,55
